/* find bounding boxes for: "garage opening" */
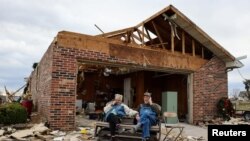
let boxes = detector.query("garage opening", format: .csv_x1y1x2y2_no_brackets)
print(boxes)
76,62,188,122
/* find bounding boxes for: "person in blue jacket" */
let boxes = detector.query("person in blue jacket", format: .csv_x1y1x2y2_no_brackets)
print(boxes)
104,94,137,138
132,92,161,141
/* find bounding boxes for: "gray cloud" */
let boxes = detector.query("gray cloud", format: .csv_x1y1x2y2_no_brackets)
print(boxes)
0,0,249,94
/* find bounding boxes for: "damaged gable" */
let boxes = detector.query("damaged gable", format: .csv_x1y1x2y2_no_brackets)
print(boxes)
98,5,235,63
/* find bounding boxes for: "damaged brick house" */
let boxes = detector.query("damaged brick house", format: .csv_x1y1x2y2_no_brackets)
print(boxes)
29,5,239,130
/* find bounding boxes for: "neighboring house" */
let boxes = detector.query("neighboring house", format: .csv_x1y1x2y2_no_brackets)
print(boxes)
29,5,239,130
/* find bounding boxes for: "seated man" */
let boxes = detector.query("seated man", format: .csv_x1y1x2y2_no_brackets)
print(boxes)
132,92,161,141
104,94,137,138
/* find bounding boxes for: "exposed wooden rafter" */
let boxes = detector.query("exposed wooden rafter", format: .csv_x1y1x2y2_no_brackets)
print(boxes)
182,31,185,54
202,47,204,58
171,23,175,53
192,39,195,57
131,33,141,42
152,21,165,49
141,24,145,45
123,34,128,43
97,27,135,38
130,34,136,43
145,28,152,43
136,28,149,40
136,29,143,43
108,33,126,39
149,42,168,48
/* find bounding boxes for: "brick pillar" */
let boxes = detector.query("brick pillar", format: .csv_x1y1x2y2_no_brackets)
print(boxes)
50,46,77,130
193,56,228,124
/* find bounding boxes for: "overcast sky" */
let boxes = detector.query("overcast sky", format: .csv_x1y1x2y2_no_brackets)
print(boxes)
0,0,249,95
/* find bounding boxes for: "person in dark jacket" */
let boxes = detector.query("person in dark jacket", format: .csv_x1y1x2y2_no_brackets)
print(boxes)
132,92,161,141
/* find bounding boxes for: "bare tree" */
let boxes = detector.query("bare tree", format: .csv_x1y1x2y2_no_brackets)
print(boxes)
243,79,250,100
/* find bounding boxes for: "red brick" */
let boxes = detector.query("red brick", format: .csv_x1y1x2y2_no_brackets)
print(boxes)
193,56,227,123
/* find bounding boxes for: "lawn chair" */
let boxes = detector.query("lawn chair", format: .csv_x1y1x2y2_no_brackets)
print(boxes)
163,112,184,141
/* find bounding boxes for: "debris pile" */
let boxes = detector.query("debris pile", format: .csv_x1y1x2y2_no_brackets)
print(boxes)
186,136,205,141
0,123,96,141
196,117,250,128
0,123,48,140
222,117,250,125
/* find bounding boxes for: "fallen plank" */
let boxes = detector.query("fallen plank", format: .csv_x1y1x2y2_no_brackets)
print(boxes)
10,129,33,139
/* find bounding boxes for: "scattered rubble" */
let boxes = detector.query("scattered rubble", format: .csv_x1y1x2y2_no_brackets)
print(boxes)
53,136,64,141
0,129,4,136
186,135,205,141
50,130,66,136
9,123,49,140
0,123,48,140
0,136,10,141
210,117,224,125
0,114,98,141
196,117,250,128
3,127,16,135
222,117,250,125
11,129,34,139
0,122,96,141
12,123,30,130
32,123,49,133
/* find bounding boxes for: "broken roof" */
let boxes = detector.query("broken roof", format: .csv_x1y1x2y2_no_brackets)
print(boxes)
98,5,235,62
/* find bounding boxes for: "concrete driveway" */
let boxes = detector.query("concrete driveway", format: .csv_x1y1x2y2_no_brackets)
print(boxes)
160,123,207,141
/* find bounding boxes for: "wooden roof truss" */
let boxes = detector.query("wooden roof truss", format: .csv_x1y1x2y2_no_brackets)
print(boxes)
96,5,235,62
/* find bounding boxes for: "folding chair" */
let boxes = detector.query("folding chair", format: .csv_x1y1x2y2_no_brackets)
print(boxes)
163,112,184,141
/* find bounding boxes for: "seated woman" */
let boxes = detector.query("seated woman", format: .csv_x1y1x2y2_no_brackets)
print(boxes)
104,94,137,139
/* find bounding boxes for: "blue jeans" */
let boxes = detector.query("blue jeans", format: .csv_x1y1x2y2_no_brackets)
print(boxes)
139,107,157,138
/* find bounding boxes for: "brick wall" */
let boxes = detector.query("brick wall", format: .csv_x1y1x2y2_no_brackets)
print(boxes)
30,44,53,121
193,56,228,123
